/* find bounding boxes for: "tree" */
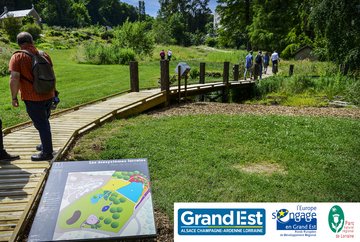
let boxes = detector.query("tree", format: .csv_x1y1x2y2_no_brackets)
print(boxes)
2,16,22,42
113,20,155,56
216,0,253,49
158,0,211,45
310,0,360,72
138,0,145,21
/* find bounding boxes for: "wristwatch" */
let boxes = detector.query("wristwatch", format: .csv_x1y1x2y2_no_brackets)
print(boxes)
12,97,18,101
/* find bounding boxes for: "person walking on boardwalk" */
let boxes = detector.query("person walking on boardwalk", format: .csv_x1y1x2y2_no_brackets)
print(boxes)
9,32,56,161
254,51,263,80
0,119,20,162
271,50,280,74
263,52,270,74
244,50,253,80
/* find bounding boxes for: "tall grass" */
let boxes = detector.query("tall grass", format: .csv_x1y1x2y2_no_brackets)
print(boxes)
255,60,359,105
77,42,135,65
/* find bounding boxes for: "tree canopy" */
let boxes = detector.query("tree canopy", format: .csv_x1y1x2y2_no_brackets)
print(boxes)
216,0,360,71
0,0,138,27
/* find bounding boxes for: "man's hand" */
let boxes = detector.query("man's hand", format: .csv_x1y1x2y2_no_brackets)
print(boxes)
12,98,19,107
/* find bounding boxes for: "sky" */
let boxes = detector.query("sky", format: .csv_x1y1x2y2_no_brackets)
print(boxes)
121,0,217,17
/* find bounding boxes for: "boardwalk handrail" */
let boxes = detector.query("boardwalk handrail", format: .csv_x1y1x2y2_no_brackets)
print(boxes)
2,90,131,136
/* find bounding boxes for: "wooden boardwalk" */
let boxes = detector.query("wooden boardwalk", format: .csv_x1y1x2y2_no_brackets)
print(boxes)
0,79,255,241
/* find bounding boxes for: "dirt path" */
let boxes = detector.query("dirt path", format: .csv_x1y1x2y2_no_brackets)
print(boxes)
148,102,360,119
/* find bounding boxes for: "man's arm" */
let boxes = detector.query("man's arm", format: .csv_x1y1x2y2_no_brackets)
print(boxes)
9,71,20,107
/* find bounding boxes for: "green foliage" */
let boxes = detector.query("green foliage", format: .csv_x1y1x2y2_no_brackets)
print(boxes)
151,19,176,45
310,0,360,73
0,46,13,77
2,16,22,42
256,76,285,96
79,42,135,65
205,37,218,48
21,23,42,41
21,16,35,25
345,79,360,105
216,0,250,49
286,76,316,94
189,67,199,79
281,44,300,60
113,20,155,56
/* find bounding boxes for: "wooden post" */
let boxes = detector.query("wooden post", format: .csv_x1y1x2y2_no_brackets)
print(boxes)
222,61,230,103
233,64,239,81
289,64,294,76
200,62,205,84
178,65,181,103
160,60,170,106
129,61,139,92
199,62,205,101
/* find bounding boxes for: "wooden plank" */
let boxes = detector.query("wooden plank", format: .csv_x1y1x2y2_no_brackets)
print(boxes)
0,188,34,197
0,181,38,190
0,164,49,169
0,211,23,220
0,177,41,184
0,168,45,175
0,196,31,204
0,203,27,212
0,231,12,242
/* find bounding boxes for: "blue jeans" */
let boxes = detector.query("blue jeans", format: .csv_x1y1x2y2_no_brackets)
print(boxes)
24,99,53,154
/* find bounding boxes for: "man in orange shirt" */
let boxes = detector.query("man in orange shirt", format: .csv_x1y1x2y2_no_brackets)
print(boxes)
9,32,55,161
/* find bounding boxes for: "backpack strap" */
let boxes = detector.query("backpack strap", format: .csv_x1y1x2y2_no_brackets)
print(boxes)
14,49,34,57
13,50,35,83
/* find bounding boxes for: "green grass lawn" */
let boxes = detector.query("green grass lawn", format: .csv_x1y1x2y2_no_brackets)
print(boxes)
68,113,360,220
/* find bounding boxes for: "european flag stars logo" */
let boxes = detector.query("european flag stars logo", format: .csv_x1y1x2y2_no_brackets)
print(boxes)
277,209,290,223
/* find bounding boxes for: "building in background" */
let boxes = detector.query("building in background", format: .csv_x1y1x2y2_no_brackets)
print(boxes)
0,4,41,25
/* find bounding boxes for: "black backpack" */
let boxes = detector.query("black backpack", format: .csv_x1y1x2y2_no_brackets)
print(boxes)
14,50,56,94
255,55,262,64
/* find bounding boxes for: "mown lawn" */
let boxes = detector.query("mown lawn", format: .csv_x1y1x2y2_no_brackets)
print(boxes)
68,113,360,220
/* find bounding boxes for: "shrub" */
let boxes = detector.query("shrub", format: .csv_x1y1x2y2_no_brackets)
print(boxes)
345,79,360,105
205,37,218,47
256,76,284,96
2,16,22,42
117,48,136,65
0,47,13,76
80,42,135,65
113,20,155,56
190,68,199,79
286,75,316,94
281,44,300,60
21,23,42,41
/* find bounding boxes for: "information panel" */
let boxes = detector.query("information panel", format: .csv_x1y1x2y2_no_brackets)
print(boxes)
29,159,156,241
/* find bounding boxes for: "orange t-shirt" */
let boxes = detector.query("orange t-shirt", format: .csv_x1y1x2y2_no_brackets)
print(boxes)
9,44,55,101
